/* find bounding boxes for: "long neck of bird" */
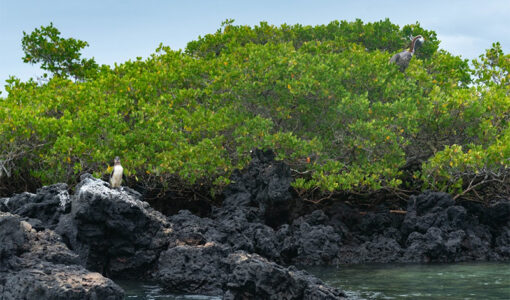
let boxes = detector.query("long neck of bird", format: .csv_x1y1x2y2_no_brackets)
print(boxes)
409,36,420,53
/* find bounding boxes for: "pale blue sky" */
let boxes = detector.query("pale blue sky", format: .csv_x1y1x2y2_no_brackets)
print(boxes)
1,0,509,96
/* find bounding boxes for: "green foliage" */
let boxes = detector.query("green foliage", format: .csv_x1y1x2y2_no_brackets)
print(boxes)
473,42,510,87
2,20,510,202
420,44,510,200
186,19,439,60
21,23,98,80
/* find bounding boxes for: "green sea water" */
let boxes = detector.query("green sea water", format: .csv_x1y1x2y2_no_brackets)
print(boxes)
306,262,510,300
118,262,510,299
116,280,221,300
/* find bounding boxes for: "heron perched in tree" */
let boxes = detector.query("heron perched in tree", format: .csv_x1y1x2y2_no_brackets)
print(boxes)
109,156,124,188
389,35,425,71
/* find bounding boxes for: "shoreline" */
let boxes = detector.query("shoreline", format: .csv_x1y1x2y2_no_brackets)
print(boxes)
1,150,509,299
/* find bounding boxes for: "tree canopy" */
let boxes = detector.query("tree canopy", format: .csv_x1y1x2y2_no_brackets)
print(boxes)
21,23,98,80
1,19,509,202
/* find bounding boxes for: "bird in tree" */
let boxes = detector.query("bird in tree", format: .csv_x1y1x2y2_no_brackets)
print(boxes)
389,35,425,71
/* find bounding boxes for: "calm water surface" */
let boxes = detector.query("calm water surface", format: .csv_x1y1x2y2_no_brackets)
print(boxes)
118,262,510,300
307,262,510,300
116,280,221,300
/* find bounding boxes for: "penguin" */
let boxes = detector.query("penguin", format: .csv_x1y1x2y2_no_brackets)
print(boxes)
109,156,124,188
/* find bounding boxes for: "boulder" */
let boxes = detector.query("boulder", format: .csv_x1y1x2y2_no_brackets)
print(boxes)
337,236,403,264
209,150,342,265
400,192,495,262
155,242,228,295
0,212,124,300
55,174,171,278
223,149,299,227
223,252,345,300
277,211,341,265
0,183,71,230
155,242,347,299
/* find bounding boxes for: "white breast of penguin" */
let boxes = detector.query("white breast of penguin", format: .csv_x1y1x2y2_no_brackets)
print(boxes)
110,165,123,188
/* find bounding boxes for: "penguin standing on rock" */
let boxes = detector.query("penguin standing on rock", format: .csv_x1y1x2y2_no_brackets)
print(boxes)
110,156,124,188
389,35,425,72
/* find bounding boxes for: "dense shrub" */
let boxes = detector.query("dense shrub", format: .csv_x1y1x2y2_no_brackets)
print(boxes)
1,19,509,202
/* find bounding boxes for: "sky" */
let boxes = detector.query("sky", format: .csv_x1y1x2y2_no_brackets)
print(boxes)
1,0,509,96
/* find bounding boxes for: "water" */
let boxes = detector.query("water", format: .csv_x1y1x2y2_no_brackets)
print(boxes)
118,262,510,300
116,280,221,300
306,262,510,300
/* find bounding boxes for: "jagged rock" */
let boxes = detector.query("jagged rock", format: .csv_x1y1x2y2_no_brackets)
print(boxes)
0,212,124,300
0,183,70,230
215,207,282,260
55,174,171,278
3,150,510,298
322,190,510,264
400,192,496,262
209,151,342,265
198,150,510,265
223,252,346,300
1,171,346,299
167,210,221,246
2,263,123,300
223,149,299,227
155,242,346,299
358,209,405,239
338,236,404,264
30,172,345,298
277,211,341,265
155,242,228,295
495,227,510,256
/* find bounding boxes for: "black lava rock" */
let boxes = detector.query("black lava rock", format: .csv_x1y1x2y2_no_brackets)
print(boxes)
55,174,171,278
0,212,124,300
0,183,71,230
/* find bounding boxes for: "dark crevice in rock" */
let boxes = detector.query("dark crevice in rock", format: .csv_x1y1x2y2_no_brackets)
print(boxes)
144,189,215,218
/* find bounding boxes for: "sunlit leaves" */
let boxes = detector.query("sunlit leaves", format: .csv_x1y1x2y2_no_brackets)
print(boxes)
2,19,510,201
21,23,98,80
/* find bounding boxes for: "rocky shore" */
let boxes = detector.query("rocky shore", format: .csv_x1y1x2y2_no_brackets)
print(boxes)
1,149,509,299
0,212,124,299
